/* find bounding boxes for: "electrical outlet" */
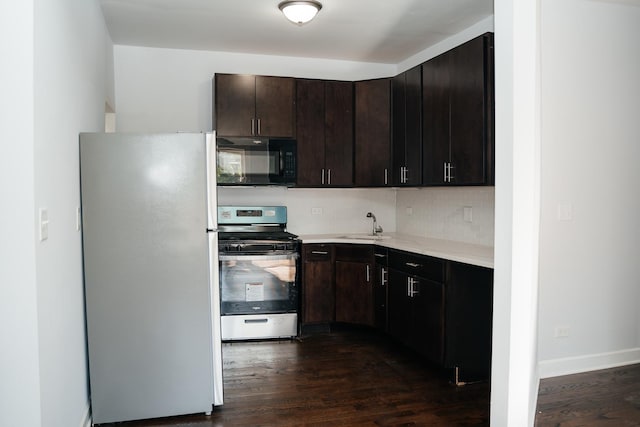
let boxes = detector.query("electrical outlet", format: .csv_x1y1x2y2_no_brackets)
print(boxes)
311,207,323,215
554,326,570,338
463,206,473,223
406,207,413,216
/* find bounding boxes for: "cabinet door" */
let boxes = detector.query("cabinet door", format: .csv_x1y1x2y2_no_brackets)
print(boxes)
354,78,391,186
387,269,412,347
296,79,326,186
255,76,295,137
422,53,451,185
392,66,422,186
335,260,373,325
302,245,335,324
410,277,445,364
445,261,493,380
373,249,388,331
449,35,489,185
215,74,255,137
324,81,354,186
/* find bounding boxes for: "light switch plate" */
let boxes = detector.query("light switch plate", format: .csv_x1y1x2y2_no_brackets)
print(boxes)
39,208,49,241
557,202,573,221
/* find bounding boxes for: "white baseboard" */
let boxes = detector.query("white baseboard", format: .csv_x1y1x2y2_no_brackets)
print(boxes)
80,402,92,427
538,347,640,379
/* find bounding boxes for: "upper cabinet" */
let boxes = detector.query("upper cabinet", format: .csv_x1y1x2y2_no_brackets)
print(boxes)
422,33,494,185
392,65,423,186
214,74,295,138
296,79,354,187
354,78,392,187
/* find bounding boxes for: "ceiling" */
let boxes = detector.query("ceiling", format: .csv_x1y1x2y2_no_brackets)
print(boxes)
99,0,494,64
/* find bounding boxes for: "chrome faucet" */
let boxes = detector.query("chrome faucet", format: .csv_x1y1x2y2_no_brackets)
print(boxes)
366,212,383,236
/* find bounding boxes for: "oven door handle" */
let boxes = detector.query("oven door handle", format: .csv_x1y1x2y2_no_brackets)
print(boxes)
218,252,299,261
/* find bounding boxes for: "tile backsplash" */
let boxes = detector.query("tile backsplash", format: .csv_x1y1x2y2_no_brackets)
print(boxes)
396,187,495,246
217,186,494,246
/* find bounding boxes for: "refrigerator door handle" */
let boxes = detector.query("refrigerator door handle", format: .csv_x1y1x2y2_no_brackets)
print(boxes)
206,132,218,231
208,231,224,406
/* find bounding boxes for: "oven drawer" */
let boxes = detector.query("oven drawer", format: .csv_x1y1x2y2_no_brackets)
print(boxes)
221,313,298,340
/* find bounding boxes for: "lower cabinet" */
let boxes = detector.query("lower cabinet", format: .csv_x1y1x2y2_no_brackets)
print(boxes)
444,261,493,381
373,247,389,331
388,250,445,365
301,244,335,325
301,243,493,381
334,244,374,325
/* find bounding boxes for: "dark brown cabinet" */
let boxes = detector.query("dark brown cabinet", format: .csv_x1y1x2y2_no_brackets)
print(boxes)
301,244,335,325
354,78,392,187
387,250,445,363
422,33,494,185
214,74,295,137
334,244,374,326
444,261,493,381
373,247,389,331
296,79,353,186
392,65,422,186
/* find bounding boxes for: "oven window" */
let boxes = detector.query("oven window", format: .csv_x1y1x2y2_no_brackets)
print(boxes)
219,253,298,314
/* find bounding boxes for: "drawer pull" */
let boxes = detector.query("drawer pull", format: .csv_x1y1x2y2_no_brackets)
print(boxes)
311,250,329,255
244,318,268,324
374,253,386,258
405,262,421,268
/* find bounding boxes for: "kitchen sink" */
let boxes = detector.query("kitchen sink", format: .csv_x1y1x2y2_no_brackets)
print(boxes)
339,234,391,240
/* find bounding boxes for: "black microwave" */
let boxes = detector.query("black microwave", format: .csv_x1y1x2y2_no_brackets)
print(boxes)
216,137,296,186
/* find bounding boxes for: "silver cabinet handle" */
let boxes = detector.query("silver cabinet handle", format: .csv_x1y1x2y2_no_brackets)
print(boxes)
251,118,256,136
311,250,328,255
321,169,325,185
410,279,420,297
384,168,388,185
366,265,370,282
405,262,421,268
374,253,386,258
257,118,261,135
407,277,413,297
444,162,448,182
381,267,387,287
449,163,454,182
328,169,331,185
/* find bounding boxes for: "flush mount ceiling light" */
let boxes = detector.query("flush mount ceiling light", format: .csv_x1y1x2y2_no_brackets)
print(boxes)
278,1,322,26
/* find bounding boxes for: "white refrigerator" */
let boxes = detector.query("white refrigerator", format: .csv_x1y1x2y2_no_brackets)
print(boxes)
80,132,223,424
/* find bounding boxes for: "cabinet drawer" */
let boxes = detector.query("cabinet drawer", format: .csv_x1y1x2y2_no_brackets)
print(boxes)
374,246,388,265
334,243,374,261
303,244,334,261
388,249,444,282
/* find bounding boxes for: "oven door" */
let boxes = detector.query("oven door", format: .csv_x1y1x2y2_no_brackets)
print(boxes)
219,252,299,315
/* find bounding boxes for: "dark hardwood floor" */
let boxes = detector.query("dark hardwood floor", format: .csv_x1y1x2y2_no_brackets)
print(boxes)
105,328,490,426
535,363,640,426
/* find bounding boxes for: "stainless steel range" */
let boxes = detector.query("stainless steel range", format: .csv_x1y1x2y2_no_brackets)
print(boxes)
218,206,299,340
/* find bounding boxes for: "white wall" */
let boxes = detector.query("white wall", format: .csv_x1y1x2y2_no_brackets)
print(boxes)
537,0,640,378
0,2,41,427
491,0,541,425
113,47,396,133
0,1,116,427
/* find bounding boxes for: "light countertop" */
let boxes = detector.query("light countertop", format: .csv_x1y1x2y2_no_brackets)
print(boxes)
297,232,494,269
